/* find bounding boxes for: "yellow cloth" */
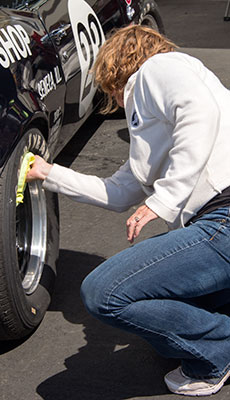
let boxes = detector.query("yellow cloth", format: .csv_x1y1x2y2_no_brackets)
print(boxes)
16,152,35,206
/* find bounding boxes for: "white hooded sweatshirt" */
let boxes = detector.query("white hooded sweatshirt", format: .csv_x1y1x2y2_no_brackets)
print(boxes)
43,52,230,229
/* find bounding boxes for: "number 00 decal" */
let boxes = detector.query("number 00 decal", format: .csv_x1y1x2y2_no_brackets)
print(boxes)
68,0,105,118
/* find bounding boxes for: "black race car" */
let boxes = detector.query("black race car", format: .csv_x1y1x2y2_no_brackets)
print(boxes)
0,0,164,341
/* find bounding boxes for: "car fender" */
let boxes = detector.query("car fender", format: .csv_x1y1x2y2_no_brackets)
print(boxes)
0,8,66,172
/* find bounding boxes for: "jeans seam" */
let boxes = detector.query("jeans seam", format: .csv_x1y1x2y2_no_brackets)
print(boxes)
106,236,207,312
115,310,219,374
183,362,230,380
197,219,230,241
105,237,219,374
209,224,225,241
103,218,229,378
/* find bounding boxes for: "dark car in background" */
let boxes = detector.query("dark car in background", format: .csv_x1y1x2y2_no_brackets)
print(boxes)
0,0,164,341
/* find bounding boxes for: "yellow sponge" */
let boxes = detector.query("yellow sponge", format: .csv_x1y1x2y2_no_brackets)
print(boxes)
16,152,35,206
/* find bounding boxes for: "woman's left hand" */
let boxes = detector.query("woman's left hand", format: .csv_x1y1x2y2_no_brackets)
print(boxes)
126,205,158,243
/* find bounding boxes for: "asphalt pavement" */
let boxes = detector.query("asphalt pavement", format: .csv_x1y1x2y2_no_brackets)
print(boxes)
1,1,230,399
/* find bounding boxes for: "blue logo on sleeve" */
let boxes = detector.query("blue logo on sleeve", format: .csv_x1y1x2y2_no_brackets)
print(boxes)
131,111,139,127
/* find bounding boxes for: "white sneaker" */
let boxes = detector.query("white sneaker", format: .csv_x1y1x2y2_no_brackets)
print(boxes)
164,366,230,396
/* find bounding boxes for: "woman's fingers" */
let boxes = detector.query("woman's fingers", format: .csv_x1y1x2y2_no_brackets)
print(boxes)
26,155,53,181
126,205,158,243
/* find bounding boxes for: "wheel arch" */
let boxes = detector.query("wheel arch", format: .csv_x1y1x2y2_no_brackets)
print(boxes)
139,0,165,34
0,110,50,177
24,115,49,143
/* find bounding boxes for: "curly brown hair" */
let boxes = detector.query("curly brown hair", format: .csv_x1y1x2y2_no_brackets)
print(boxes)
92,24,177,113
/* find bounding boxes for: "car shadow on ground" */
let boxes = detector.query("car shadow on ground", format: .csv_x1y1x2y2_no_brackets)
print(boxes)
36,249,178,400
55,113,105,168
55,108,129,169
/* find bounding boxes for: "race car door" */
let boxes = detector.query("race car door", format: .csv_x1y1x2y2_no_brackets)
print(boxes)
38,0,105,151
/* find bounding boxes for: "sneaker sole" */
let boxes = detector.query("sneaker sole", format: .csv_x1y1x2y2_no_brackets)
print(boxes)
164,369,230,396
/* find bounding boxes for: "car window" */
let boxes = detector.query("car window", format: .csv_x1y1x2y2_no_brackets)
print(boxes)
0,0,37,8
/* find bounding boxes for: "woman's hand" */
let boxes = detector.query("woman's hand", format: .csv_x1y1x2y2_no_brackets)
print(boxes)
26,155,53,182
126,205,158,243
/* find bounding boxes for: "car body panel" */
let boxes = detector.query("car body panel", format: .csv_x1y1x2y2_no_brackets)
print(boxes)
0,6,66,169
0,0,163,172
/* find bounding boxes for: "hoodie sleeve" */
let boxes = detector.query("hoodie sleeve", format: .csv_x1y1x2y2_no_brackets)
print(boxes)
132,55,220,224
42,160,146,212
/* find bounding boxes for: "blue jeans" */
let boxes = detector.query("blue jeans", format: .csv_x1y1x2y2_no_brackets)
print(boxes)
80,207,230,380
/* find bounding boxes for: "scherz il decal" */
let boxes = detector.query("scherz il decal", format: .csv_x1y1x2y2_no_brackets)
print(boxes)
68,0,105,118
37,66,62,100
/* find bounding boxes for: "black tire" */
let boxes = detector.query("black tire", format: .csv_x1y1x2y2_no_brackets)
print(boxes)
139,0,165,34
0,128,59,340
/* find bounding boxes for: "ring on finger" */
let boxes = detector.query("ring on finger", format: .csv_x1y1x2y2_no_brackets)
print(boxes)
135,216,140,222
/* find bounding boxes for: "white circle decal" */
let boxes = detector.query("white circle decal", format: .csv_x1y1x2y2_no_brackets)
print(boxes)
68,0,105,117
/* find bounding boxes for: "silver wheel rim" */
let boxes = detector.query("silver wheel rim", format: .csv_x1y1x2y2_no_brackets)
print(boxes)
16,181,47,295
